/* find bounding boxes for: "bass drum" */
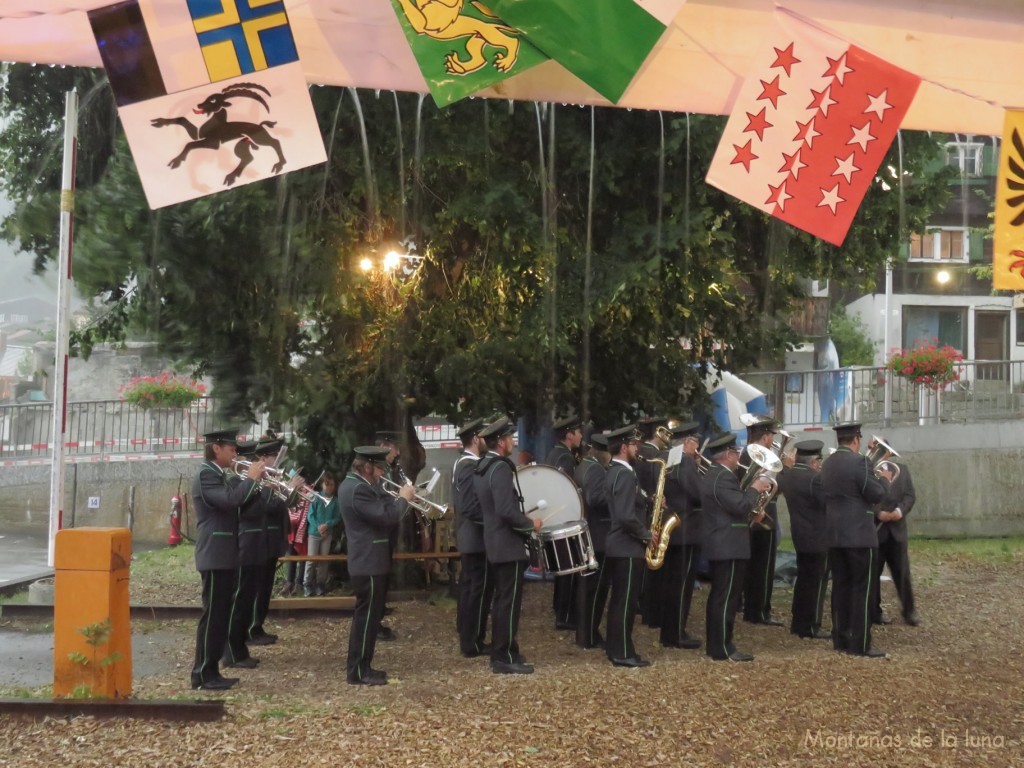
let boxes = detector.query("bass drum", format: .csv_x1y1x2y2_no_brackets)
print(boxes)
516,464,583,526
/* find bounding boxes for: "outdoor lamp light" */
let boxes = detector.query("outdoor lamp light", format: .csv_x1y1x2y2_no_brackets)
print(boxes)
936,269,951,285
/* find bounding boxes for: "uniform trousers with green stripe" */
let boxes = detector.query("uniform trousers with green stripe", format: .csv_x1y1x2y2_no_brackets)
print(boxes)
706,558,747,660
659,543,701,647
606,556,643,661
223,564,260,663
829,547,876,654
192,568,238,685
489,560,527,665
347,573,390,681
791,551,829,637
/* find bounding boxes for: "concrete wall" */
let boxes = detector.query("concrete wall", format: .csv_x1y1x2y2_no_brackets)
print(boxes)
1,429,1022,545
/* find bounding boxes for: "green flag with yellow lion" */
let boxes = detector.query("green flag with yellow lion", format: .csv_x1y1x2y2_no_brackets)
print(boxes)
391,0,548,107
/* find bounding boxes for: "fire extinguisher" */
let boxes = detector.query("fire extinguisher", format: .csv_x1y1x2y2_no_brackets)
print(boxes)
168,494,184,546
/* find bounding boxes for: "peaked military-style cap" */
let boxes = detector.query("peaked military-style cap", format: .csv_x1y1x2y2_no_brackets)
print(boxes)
553,414,583,432
236,439,259,456
456,417,486,439
705,432,739,455
832,421,863,439
254,437,284,456
479,415,516,439
795,439,824,457
606,424,641,443
671,421,701,438
354,445,390,462
203,428,239,445
589,432,610,450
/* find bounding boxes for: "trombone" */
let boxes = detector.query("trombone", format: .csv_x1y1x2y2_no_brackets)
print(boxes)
380,476,449,521
866,435,901,483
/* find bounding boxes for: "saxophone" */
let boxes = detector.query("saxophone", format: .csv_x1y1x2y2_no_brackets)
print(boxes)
643,456,680,570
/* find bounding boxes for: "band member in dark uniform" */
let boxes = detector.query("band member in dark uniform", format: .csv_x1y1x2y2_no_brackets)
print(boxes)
545,413,583,631
453,417,492,657
340,446,415,685
659,421,704,650
222,439,267,669
821,422,891,658
190,428,261,690
249,435,296,647
605,424,653,668
702,432,771,662
475,415,542,675
777,440,831,639
738,416,783,626
636,417,670,628
575,431,611,649
374,431,406,640
869,439,919,626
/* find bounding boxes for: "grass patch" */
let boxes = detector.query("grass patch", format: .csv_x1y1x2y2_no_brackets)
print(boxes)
910,537,1024,564
349,703,387,717
0,589,29,606
131,544,197,591
0,684,53,698
259,704,333,719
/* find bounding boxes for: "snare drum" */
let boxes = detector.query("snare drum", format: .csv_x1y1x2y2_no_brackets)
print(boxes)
535,520,598,576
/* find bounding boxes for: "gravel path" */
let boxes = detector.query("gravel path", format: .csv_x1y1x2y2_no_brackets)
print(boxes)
1,550,1021,767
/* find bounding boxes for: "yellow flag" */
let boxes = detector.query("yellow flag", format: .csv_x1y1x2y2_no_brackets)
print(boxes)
994,109,1024,290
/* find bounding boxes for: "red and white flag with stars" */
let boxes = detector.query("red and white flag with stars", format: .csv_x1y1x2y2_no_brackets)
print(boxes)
706,17,921,246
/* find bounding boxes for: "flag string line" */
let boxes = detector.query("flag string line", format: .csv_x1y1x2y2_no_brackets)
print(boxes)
773,2,1010,116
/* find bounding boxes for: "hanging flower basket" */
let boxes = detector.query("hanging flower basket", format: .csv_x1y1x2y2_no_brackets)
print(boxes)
119,373,206,410
886,341,963,392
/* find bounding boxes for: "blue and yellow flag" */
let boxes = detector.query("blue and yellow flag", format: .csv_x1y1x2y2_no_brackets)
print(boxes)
188,0,298,82
993,110,1024,291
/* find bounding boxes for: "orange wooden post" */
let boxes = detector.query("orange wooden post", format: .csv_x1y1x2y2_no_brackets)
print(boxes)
53,528,132,698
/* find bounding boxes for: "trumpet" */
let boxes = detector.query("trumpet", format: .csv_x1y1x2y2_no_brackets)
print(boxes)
694,437,713,475
232,457,303,503
866,435,901,483
739,443,783,530
380,476,449,521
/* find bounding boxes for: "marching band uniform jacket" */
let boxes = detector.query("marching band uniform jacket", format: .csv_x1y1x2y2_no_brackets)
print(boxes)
475,453,534,564
237,487,270,567
664,457,703,546
874,461,915,545
605,460,651,559
701,464,760,561
339,473,410,577
777,463,828,554
821,447,887,548
575,457,610,552
453,450,485,554
545,443,576,477
192,461,258,572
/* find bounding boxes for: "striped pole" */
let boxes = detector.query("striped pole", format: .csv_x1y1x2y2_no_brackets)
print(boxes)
48,90,78,567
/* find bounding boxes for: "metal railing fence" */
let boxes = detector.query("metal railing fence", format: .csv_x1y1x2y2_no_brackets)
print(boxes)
744,359,1024,428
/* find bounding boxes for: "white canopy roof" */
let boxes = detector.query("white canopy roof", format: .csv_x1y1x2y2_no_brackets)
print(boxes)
1,0,1020,134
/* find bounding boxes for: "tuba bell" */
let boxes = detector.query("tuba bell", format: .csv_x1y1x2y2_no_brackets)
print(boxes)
739,443,783,530
866,435,901,483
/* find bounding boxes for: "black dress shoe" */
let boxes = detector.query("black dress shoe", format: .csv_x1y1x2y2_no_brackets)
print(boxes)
348,675,387,686
222,657,259,669
873,615,894,626
610,656,651,668
727,651,754,662
761,616,784,627
248,634,277,646
365,668,388,682
462,649,486,658
377,625,395,641
192,676,239,690
904,612,920,626
671,635,702,650
491,661,534,675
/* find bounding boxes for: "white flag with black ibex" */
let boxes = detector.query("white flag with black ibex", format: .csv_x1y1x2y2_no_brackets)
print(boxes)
89,0,326,209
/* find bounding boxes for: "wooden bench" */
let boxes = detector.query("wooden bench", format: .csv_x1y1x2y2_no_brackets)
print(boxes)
272,552,461,607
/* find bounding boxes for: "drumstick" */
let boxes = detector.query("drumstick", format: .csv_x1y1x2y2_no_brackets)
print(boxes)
524,499,548,520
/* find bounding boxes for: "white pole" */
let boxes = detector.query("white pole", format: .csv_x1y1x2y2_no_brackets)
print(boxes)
47,90,78,567
883,264,893,427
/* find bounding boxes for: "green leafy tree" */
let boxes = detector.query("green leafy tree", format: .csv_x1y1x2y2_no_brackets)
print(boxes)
0,66,953,472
